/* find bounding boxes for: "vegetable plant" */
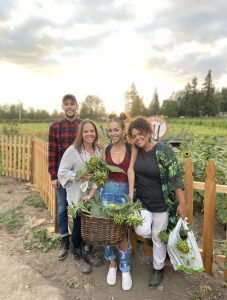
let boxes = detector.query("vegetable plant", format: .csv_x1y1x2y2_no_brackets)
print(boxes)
68,192,144,228
75,156,124,186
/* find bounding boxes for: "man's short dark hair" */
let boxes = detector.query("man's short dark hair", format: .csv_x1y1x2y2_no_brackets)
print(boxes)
62,94,77,105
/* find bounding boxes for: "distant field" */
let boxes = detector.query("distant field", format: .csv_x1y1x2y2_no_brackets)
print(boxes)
0,122,51,137
166,118,227,139
0,118,227,138
168,117,227,129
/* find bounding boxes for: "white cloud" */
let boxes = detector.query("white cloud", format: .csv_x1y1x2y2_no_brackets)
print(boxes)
0,0,227,113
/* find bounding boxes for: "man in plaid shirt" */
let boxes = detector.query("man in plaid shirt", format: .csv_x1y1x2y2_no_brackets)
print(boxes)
48,94,80,260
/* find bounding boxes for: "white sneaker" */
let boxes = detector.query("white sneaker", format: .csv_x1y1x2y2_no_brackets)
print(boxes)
122,271,132,291
107,266,117,285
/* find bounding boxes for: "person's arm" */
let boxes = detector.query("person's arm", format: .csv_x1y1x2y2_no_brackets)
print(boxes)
98,142,106,160
83,187,97,203
127,145,138,201
80,173,93,181
48,124,60,188
175,188,186,219
58,147,78,187
163,144,186,218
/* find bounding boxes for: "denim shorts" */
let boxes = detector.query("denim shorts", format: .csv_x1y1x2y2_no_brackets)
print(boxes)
100,180,129,206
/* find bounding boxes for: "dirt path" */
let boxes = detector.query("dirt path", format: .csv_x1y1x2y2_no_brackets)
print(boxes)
0,177,226,300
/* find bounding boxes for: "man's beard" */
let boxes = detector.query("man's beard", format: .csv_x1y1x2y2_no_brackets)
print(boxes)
65,112,76,119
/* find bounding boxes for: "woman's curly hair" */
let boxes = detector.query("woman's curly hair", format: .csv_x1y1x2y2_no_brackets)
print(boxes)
128,116,153,138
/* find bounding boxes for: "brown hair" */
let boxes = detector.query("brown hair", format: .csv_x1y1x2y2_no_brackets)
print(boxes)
62,94,78,105
128,116,153,138
108,116,125,130
73,119,98,151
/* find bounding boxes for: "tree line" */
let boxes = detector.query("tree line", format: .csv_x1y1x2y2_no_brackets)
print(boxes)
126,70,227,118
1,70,227,121
0,105,65,121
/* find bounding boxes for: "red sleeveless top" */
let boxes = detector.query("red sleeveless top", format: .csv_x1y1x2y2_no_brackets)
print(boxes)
106,150,130,182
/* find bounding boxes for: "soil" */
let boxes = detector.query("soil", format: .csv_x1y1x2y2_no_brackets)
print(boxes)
0,177,226,300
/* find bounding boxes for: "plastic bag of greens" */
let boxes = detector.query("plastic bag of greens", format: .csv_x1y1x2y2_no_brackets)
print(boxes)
167,217,204,273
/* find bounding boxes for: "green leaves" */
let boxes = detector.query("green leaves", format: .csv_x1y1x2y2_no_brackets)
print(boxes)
105,201,144,227
75,167,88,181
106,165,125,173
176,136,227,223
159,230,169,245
75,156,124,186
68,193,144,228
0,206,24,233
24,229,60,252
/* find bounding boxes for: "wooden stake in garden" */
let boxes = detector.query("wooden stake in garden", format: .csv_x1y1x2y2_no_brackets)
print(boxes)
202,160,216,274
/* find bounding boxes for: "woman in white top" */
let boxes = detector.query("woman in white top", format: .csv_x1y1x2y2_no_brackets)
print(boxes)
58,119,103,274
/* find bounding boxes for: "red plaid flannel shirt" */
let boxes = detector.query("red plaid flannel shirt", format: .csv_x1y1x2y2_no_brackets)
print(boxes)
48,118,81,180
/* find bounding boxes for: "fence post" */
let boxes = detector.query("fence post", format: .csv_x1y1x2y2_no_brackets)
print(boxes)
183,158,194,225
13,135,17,178
1,135,5,176
30,140,35,184
9,135,12,176
203,160,216,274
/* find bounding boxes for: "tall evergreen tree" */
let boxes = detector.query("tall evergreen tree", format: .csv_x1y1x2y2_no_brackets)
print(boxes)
184,83,193,116
190,76,201,116
221,87,227,113
148,88,160,115
124,83,146,117
161,99,178,117
175,90,187,116
201,70,216,116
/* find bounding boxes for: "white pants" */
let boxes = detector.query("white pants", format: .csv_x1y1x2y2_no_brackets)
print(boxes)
135,210,168,270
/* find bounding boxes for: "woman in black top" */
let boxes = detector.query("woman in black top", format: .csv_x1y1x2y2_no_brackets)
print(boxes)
128,116,186,288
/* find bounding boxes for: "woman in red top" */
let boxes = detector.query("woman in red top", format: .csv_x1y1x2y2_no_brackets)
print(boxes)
100,116,133,291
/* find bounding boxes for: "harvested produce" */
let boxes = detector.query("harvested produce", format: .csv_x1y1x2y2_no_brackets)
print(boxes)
176,239,190,254
159,230,169,245
68,192,144,228
75,156,124,186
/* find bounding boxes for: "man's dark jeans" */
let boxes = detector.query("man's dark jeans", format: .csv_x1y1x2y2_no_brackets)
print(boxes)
56,186,69,237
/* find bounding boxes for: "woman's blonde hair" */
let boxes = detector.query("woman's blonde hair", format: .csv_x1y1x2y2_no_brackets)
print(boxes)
73,119,99,151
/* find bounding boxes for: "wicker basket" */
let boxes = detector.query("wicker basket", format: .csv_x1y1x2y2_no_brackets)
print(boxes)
80,213,125,246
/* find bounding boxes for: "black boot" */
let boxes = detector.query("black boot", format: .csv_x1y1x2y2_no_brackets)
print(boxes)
82,244,103,267
58,236,69,261
149,268,164,288
73,248,92,274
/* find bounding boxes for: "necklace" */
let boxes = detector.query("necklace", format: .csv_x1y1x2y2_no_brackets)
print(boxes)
82,145,95,162
112,145,125,153
114,150,122,153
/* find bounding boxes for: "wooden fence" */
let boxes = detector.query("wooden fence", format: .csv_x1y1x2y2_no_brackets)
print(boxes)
0,135,31,180
0,135,226,280
0,135,57,232
31,139,58,232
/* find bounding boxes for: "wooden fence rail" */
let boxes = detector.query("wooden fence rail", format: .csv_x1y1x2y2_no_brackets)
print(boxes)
31,139,58,232
1,135,31,180
0,135,226,281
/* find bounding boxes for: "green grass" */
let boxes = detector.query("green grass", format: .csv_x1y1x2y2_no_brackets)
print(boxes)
168,117,227,129
23,195,47,209
0,206,24,233
0,118,226,139
165,124,227,139
24,228,60,252
66,279,80,289
0,122,51,136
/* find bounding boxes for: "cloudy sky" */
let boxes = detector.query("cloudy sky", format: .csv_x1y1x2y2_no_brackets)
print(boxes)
0,0,227,113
